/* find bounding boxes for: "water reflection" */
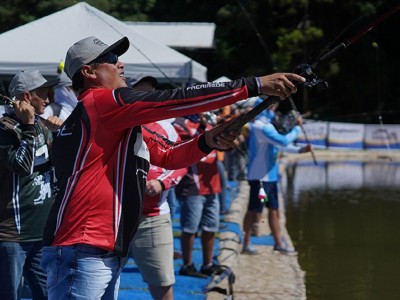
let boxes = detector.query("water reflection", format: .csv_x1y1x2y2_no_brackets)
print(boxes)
286,161,400,203
285,161,400,300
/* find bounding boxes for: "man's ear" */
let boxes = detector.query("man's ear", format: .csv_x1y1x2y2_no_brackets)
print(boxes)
81,65,97,79
21,91,31,103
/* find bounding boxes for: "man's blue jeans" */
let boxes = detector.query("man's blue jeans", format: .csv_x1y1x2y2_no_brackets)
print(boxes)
41,244,124,300
0,241,47,300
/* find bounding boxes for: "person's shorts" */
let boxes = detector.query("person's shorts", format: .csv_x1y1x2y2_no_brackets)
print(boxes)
179,194,220,234
129,213,175,287
248,180,279,212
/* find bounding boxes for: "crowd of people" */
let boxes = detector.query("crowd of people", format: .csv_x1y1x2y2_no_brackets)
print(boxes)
0,35,308,300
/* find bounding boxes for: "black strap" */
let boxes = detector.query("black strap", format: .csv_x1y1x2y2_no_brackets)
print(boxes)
205,265,235,298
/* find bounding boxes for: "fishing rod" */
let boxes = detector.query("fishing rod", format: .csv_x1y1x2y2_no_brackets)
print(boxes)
224,1,400,132
235,0,276,72
310,1,400,68
288,97,318,165
86,8,180,88
0,93,17,106
236,0,320,164
378,115,393,161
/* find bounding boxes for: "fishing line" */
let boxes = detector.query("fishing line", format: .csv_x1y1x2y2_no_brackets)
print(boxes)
236,0,318,164
378,115,393,161
86,6,180,87
224,0,400,137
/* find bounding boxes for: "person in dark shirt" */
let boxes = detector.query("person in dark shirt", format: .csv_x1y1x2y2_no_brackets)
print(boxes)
0,70,61,300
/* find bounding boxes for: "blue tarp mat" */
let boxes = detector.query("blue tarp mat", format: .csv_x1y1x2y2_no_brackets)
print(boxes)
22,181,241,300
251,234,275,246
119,180,240,299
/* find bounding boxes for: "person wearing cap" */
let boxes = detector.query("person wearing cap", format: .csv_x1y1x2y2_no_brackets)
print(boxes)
172,113,229,279
40,35,305,299
41,71,78,121
128,73,158,89
0,70,62,300
125,75,185,300
241,97,311,255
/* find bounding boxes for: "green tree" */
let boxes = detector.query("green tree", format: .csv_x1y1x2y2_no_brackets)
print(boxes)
0,0,398,122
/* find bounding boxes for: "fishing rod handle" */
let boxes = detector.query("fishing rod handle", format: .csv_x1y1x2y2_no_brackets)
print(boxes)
223,96,280,132
0,94,17,106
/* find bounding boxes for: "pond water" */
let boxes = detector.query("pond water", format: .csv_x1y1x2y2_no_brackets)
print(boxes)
284,161,400,300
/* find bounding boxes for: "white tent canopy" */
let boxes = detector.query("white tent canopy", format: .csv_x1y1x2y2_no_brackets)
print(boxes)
125,22,215,49
0,2,207,85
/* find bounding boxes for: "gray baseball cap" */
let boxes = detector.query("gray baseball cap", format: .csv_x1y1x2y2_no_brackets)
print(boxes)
9,70,59,97
64,36,130,80
56,71,73,88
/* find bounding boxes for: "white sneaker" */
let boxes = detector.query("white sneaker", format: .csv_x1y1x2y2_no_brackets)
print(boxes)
241,244,259,255
273,245,297,256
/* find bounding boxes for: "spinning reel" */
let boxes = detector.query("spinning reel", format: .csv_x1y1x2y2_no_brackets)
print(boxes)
293,63,328,90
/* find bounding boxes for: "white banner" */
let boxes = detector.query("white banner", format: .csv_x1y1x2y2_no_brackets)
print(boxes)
328,122,365,149
296,121,328,148
364,124,400,149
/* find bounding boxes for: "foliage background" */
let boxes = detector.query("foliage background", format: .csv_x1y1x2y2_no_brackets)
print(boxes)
0,0,399,123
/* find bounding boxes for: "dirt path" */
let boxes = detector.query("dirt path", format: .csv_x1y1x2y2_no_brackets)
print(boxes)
208,181,305,300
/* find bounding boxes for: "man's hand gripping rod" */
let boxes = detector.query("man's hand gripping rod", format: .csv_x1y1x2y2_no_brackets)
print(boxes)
221,64,323,146
0,93,61,131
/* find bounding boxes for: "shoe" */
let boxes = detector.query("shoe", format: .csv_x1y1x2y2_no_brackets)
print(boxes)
241,244,259,255
200,263,225,276
273,245,298,256
179,263,208,278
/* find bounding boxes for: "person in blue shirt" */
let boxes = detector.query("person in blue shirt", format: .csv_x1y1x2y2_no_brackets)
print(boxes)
241,98,311,254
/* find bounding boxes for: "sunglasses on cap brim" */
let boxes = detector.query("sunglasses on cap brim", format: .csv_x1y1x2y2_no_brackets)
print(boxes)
90,52,119,65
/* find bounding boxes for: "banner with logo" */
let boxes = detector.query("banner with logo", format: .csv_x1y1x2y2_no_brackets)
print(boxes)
328,122,365,149
364,124,400,149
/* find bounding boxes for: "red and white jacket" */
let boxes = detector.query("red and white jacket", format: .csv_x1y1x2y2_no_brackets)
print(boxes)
142,120,187,217
43,78,259,256
174,117,221,196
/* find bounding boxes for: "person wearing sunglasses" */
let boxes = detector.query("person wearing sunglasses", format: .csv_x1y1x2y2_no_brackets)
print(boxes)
40,35,305,299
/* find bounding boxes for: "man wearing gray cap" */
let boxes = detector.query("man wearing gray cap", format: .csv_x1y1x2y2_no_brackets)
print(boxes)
41,35,305,299
0,70,61,300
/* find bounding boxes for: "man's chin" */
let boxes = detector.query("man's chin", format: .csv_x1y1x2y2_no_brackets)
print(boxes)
119,78,128,88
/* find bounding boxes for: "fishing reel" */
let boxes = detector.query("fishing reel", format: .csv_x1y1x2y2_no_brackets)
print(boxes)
0,94,17,106
293,64,328,89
